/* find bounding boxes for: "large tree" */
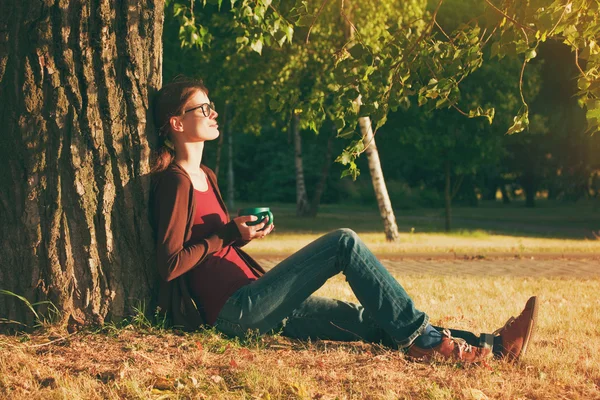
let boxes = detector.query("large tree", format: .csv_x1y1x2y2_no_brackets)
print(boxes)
0,0,162,326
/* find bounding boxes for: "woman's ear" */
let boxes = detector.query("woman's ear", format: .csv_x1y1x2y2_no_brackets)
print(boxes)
169,115,184,133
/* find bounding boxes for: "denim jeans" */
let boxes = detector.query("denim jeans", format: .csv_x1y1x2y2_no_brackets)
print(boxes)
214,229,429,348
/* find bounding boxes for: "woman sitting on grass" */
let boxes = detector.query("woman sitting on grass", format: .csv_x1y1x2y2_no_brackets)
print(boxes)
149,78,538,363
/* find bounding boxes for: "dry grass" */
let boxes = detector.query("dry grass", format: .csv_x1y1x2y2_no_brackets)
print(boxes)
2,274,599,399
243,231,600,257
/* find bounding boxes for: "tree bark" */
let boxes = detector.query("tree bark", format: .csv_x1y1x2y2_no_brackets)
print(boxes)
0,0,163,327
358,116,400,242
444,160,452,232
293,112,310,217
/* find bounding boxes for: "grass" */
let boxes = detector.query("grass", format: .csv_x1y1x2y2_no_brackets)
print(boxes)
1,201,599,398
1,274,599,399
236,201,600,256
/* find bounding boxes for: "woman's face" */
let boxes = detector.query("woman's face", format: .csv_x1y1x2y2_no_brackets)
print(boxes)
172,89,219,144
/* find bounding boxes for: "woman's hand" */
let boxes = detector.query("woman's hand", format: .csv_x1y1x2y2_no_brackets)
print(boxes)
233,215,275,241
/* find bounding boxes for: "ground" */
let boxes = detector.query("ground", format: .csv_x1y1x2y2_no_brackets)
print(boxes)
1,202,599,399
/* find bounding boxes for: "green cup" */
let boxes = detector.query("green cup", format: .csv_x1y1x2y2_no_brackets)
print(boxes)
238,207,274,229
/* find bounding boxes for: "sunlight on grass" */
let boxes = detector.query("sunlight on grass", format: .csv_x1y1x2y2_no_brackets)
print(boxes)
2,274,599,399
242,230,600,257
445,229,491,238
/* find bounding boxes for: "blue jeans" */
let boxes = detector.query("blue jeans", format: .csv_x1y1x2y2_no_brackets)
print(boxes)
214,229,429,348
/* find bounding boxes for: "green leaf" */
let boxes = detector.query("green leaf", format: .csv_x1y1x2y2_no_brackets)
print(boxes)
578,77,591,91
336,151,353,165
339,162,360,180
250,39,263,54
469,106,495,124
586,99,600,122
348,44,367,59
284,24,294,42
525,48,537,62
506,108,529,135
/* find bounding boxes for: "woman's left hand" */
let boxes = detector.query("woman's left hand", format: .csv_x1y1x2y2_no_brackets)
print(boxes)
232,215,275,241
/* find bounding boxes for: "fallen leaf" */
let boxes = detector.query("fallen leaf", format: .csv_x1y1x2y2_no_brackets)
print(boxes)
195,341,203,352
230,358,239,368
153,377,173,391
210,375,223,384
462,388,489,400
238,348,254,360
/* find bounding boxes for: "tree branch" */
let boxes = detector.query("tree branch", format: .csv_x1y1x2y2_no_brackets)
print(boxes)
519,53,527,105
573,47,586,76
547,3,569,37
340,0,362,42
451,104,470,117
306,0,330,44
434,19,455,49
483,0,535,33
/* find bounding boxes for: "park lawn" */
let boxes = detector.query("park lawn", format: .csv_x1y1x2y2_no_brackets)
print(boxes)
238,201,600,256
1,274,599,399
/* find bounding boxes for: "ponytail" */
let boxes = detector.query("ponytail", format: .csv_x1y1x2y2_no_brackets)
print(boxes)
150,140,175,174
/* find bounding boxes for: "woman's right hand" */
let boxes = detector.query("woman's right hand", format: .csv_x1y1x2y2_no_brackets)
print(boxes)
232,215,275,241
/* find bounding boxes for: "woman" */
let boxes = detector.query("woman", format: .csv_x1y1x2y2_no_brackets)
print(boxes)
149,78,538,363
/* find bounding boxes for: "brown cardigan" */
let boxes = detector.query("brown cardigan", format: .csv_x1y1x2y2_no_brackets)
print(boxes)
149,163,265,330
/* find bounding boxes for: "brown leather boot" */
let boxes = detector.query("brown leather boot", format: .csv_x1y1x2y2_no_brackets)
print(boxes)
493,296,539,361
407,329,493,363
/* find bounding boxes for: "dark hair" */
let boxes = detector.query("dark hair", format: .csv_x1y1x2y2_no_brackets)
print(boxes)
150,77,208,173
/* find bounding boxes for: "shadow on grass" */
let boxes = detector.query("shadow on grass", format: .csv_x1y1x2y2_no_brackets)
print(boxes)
234,200,600,240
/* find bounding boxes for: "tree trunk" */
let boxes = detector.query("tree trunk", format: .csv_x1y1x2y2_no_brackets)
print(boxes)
500,184,511,204
342,0,399,241
0,0,163,327
293,112,310,217
309,127,335,217
522,170,536,208
358,116,400,242
227,111,235,211
444,160,452,232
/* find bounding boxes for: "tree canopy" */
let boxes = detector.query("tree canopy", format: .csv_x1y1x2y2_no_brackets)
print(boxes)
168,0,598,179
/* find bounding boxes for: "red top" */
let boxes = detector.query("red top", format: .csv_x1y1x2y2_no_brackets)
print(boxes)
188,182,257,325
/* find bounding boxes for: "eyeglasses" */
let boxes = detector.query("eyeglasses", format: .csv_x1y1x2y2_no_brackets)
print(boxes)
183,102,216,117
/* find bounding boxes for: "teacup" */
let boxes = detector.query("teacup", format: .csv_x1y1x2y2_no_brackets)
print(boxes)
238,207,274,229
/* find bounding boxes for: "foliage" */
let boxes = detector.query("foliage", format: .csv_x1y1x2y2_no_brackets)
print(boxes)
168,0,599,179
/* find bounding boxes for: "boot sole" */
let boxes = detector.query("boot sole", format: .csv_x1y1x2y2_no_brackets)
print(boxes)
517,296,539,361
